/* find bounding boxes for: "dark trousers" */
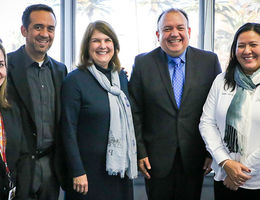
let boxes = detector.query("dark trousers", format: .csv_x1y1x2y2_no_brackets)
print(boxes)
145,149,204,200
28,154,59,200
214,180,260,200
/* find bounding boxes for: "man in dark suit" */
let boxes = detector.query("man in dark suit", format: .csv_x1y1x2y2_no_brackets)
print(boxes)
7,4,67,200
129,8,221,200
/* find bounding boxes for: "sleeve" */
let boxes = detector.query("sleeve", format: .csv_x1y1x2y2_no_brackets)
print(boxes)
244,149,260,175
199,75,231,165
61,74,86,178
128,57,147,159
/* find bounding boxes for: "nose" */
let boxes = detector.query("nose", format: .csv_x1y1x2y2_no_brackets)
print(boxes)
99,40,106,48
170,28,178,36
39,28,49,37
244,45,252,54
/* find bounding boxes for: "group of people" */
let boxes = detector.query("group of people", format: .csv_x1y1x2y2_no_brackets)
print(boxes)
0,3,259,200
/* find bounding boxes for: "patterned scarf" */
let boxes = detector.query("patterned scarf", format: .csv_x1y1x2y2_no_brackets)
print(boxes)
88,65,137,179
224,66,260,162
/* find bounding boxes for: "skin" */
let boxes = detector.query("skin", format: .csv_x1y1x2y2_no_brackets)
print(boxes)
139,11,212,179
0,50,6,86
236,30,260,75
221,159,251,190
156,11,191,57
21,10,56,62
89,30,114,69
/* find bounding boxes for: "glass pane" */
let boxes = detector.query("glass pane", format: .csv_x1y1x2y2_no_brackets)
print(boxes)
215,0,260,70
75,0,199,73
0,0,61,61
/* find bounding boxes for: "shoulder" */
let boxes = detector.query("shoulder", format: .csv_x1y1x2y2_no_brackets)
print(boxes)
7,46,24,64
187,46,218,58
135,47,162,61
49,57,67,70
211,72,226,90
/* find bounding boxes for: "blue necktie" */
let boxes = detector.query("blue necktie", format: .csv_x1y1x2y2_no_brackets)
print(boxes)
171,57,184,108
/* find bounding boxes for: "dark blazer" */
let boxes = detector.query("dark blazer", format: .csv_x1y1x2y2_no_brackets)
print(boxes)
7,46,67,189
0,103,27,199
61,68,133,199
129,46,221,178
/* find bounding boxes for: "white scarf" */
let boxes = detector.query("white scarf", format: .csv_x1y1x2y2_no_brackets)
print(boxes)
88,65,138,179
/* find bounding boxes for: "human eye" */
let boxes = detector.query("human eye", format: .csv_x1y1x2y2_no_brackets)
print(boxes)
163,27,171,32
0,62,5,67
237,44,245,49
34,24,42,31
48,26,55,33
90,38,100,43
105,38,112,43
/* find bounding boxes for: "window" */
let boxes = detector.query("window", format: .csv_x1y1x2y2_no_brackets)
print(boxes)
215,0,260,70
75,0,199,73
0,0,61,61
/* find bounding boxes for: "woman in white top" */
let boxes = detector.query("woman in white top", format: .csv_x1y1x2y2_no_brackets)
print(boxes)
199,22,260,199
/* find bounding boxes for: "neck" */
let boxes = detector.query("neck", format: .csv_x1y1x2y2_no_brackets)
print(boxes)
25,46,45,62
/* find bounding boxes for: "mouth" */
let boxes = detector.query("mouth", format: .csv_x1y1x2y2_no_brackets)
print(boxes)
242,55,256,61
96,51,109,55
36,38,49,46
168,38,182,44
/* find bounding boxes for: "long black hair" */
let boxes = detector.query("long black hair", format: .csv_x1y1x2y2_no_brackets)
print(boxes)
224,23,260,91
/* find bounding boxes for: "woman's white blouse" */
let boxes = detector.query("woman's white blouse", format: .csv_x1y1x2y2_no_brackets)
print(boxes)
199,72,260,189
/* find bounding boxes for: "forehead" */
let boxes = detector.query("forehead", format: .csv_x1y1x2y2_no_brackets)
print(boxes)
91,29,110,38
0,50,5,60
29,10,56,26
159,11,188,27
237,30,260,42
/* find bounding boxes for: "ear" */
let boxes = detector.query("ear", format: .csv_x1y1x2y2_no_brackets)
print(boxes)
21,25,27,37
156,31,160,41
188,27,191,38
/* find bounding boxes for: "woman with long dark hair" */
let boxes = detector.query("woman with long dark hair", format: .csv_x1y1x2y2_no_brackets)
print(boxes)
200,23,260,199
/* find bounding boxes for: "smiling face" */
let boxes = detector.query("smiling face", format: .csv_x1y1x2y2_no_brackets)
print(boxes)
88,30,114,69
236,30,260,75
156,11,191,57
21,10,56,62
0,49,7,87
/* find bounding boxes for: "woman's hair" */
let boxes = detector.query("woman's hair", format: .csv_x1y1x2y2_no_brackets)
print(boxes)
78,20,121,71
224,23,260,90
0,42,10,108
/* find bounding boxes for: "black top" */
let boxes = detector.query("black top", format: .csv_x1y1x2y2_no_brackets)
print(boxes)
20,47,55,150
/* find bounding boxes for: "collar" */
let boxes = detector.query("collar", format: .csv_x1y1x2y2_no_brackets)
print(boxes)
167,49,187,64
21,45,50,68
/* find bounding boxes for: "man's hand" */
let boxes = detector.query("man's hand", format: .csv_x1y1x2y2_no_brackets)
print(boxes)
203,157,212,175
223,176,239,191
138,157,151,179
73,174,88,195
222,159,251,186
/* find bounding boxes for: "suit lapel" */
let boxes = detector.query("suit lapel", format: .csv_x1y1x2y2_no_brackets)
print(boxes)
181,46,194,104
154,48,178,109
48,59,61,126
9,48,36,123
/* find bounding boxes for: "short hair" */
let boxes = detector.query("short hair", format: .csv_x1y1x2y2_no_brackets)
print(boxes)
224,23,260,90
0,42,10,108
22,4,56,29
78,20,121,71
157,8,189,31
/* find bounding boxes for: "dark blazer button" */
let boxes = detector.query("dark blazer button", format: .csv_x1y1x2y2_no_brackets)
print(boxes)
32,155,35,159
33,133,37,136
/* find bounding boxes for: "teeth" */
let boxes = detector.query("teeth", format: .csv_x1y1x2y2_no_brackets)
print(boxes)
169,39,181,43
97,52,107,55
244,57,254,60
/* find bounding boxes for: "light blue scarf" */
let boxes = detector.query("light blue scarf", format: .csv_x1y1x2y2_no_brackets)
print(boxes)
88,65,138,179
224,66,260,160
